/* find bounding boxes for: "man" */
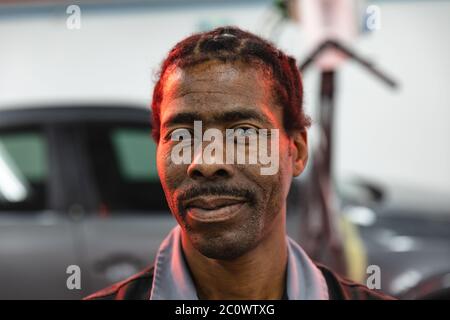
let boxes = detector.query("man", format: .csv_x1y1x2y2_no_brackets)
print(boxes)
85,26,392,300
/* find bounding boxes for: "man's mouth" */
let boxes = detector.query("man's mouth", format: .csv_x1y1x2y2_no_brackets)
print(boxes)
183,196,247,222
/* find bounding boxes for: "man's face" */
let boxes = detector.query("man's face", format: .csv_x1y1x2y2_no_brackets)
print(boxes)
156,60,307,260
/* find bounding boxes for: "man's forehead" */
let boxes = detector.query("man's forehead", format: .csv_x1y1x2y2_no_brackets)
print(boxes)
162,61,270,99
159,61,281,128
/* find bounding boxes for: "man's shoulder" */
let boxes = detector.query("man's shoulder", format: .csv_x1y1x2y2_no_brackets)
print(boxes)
83,265,155,300
83,263,395,300
315,263,395,300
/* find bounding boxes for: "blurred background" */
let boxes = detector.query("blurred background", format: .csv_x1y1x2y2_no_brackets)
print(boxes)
0,0,449,299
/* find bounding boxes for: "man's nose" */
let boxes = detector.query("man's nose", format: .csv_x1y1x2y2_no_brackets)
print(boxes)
187,148,234,180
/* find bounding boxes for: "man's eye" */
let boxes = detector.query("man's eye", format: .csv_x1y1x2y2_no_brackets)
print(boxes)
234,127,258,138
170,128,192,141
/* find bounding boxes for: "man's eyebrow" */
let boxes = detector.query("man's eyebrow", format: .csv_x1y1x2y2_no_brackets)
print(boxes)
162,109,273,128
212,109,272,125
162,112,201,127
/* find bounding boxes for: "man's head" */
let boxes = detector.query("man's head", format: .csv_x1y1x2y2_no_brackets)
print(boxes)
152,26,310,260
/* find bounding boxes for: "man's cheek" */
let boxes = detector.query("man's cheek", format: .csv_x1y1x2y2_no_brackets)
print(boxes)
157,147,181,190
240,164,278,199
157,161,186,216
257,160,290,206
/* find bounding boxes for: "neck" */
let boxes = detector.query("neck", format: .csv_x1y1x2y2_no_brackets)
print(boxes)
181,214,288,300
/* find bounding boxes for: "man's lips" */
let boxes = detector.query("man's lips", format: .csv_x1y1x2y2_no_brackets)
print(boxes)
184,196,246,210
183,196,247,222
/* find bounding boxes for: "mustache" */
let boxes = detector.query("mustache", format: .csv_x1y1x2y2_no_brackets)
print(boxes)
177,185,256,211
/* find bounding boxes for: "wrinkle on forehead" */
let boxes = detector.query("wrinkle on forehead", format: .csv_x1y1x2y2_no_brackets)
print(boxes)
162,61,273,104
159,60,281,128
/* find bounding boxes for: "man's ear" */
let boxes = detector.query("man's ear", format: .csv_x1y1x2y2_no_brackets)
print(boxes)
290,129,308,177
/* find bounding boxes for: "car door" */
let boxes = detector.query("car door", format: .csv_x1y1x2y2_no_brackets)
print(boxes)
74,122,175,296
0,125,81,299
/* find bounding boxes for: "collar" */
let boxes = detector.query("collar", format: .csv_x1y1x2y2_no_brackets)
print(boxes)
149,226,329,300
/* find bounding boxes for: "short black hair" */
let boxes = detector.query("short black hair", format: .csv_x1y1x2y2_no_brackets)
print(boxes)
151,26,311,142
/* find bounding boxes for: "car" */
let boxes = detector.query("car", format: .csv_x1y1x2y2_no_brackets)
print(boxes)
343,186,450,299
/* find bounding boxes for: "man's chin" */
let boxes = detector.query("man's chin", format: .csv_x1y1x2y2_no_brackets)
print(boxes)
186,228,260,261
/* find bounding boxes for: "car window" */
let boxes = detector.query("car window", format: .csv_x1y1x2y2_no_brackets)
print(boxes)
112,128,158,181
0,129,49,211
85,124,169,214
